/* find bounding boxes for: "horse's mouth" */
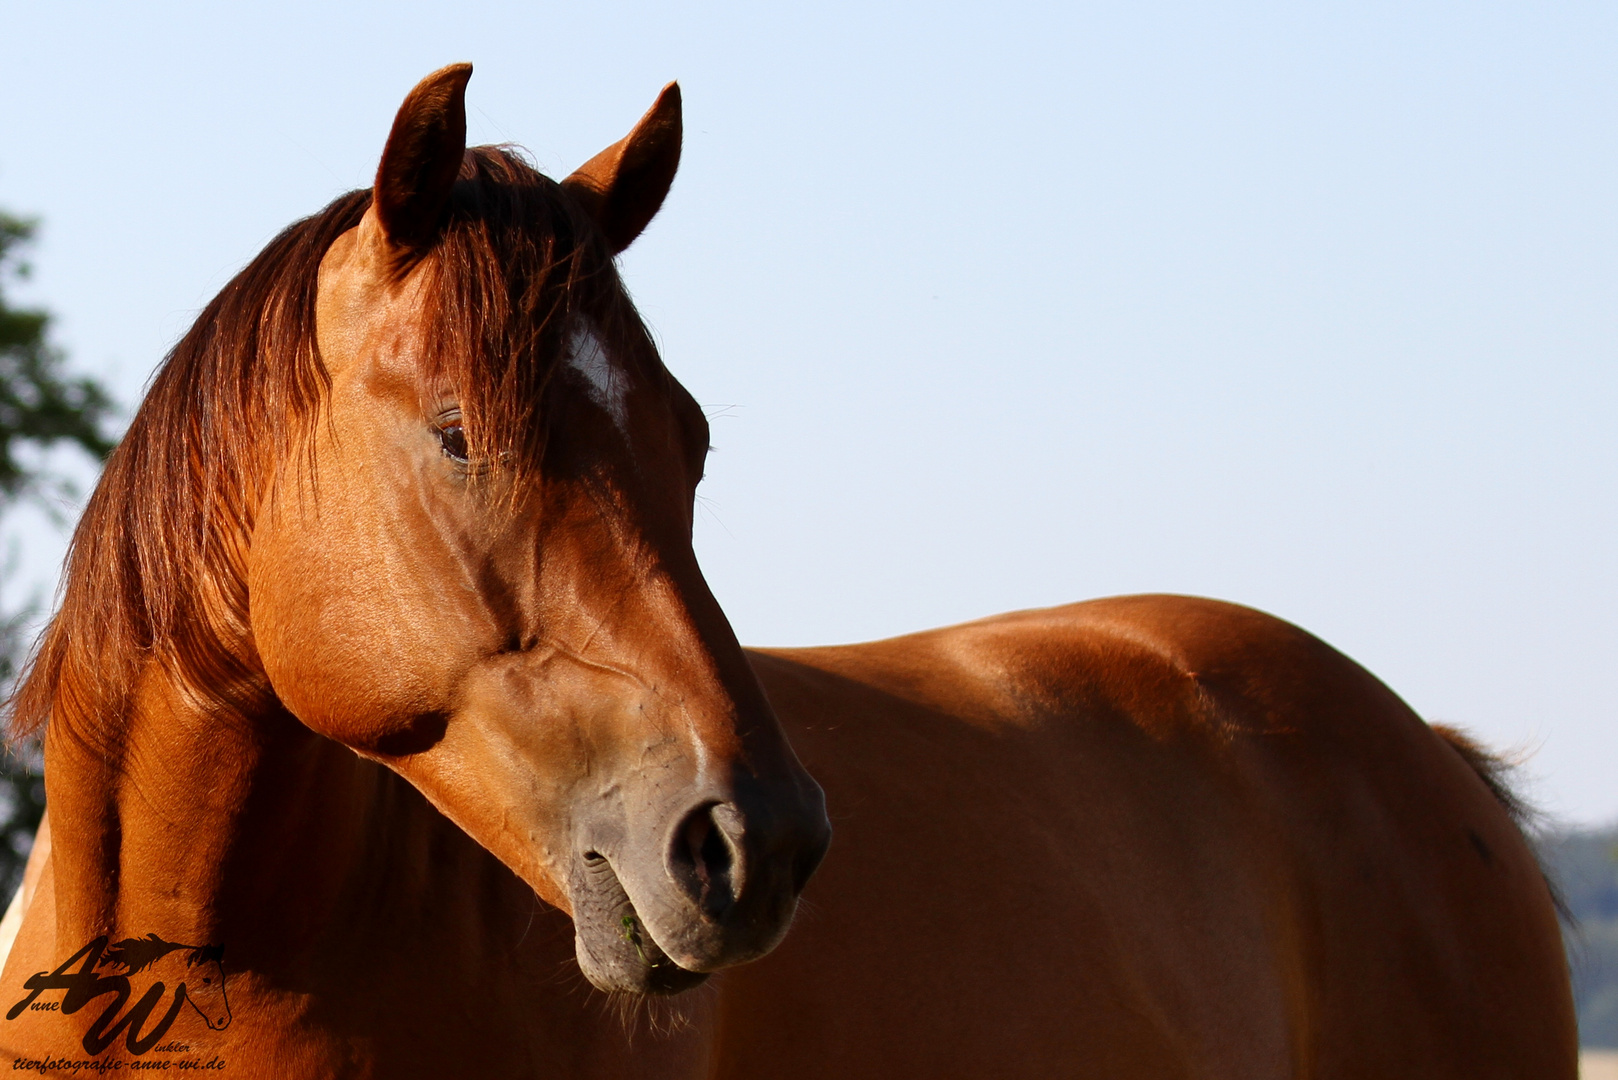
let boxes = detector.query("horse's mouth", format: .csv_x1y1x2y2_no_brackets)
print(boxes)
572,852,710,996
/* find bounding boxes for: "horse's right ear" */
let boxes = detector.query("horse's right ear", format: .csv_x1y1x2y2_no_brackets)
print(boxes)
563,83,682,254
373,63,472,252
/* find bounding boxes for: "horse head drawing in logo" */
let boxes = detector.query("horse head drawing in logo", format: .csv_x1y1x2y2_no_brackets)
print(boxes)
99,934,231,1031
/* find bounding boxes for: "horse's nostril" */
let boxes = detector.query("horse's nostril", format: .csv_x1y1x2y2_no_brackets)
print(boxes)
698,817,732,885
672,803,737,917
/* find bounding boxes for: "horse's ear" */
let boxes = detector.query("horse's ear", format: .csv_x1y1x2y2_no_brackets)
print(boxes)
374,63,472,252
563,83,682,254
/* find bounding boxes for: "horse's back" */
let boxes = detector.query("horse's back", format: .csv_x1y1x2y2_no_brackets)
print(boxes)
720,595,1575,1079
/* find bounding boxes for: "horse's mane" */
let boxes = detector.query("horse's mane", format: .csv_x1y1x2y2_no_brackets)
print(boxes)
9,146,635,753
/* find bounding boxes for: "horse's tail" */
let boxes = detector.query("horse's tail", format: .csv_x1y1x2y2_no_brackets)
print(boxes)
1431,723,1568,921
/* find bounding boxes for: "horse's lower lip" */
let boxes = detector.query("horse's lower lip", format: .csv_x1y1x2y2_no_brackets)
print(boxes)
575,852,710,995
613,899,711,994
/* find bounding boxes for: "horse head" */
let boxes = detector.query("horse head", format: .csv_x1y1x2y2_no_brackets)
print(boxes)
98,936,231,1032
244,65,830,994
181,946,231,1032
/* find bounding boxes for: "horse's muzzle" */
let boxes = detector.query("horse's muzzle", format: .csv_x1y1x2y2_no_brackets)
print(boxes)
568,778,831,995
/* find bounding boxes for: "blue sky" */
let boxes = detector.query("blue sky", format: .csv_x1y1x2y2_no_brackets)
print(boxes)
3,0,1616,822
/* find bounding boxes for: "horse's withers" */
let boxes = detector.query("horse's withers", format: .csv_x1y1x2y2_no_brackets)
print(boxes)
245,66,829,994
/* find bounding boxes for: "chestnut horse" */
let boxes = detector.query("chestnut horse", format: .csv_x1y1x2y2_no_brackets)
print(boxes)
0,66,1576,1077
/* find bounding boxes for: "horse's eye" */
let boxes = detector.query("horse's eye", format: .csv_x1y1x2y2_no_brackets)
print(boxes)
438,423,469,463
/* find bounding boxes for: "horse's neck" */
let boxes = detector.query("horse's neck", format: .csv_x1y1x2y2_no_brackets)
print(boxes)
44,665,528,979
37,667,719,1072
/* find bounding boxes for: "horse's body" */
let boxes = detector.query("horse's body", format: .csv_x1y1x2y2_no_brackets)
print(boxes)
0,66,1575,1076
0,598,1577,1077
729,598,1575,1079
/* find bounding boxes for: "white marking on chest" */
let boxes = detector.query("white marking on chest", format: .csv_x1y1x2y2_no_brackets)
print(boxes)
566,324,629,431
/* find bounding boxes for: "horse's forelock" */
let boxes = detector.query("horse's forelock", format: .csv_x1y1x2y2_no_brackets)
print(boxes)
419,146,632,487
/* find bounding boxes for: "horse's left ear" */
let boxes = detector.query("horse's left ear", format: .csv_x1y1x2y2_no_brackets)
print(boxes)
374,63,473,252
563,83,682,254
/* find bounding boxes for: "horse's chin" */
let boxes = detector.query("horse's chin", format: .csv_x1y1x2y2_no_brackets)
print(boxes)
576,935,712,996
570,855,712,996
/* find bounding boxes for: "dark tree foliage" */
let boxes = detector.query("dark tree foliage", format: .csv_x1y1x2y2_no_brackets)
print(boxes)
0,214,114,493
1541,825,1618,1048
0,210,117,901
